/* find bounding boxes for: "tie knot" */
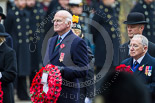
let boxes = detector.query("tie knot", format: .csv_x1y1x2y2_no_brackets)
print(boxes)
58,37,61,40
134,61,138,65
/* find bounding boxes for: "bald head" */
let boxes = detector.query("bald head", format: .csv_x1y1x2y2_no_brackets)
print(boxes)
53,10,73,36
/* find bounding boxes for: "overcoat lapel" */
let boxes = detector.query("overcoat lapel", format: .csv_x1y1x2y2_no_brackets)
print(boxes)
49,30,73,62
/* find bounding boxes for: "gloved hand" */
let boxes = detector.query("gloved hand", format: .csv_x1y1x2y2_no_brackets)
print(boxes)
57,66,64,76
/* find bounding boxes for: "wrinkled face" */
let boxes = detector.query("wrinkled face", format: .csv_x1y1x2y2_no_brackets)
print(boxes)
72,29,81,36
16,0,26,9
129,38,147,60
26,0,36,7
53,13,69,35
127,24,143,39
70,6,83,15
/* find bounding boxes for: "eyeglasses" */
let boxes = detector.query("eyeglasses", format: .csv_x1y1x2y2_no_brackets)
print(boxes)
128,44,139,48
52,19,63,24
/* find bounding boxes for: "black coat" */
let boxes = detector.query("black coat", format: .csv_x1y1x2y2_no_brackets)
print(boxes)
4,6,31,76
0,43,17,103
26,2,45,72
121,53,155,102
118,41,155,64
131,0,155,43
91,1,120,68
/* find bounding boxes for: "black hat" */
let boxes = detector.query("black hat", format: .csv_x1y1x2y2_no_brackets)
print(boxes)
0,24,9,37
124,12,148,24
0,6,6,19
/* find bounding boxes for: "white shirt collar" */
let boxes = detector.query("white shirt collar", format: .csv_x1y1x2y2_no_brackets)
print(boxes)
133,55,145,64
59,30,70,43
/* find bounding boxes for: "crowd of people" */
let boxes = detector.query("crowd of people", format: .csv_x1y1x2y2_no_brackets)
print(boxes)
0,0,155,103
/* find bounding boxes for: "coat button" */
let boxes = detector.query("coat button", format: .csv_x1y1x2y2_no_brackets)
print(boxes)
17,25,21,29
104,8,108,12
29,30,33,34
26,32,29,35
26,18,29,22
112,34,116,38
100,5,103,9
148,32,151,36
143,5,147,9
33,9,37,13
109,21,113,25
107,14,111,19
16,18,20,22
111,27,115,32
18,32,22,36
26,39,29,43
15,11,19,15
19,39,22,43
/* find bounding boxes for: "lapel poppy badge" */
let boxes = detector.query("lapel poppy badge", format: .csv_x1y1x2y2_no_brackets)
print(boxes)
60,44,65,49
138,65,144,71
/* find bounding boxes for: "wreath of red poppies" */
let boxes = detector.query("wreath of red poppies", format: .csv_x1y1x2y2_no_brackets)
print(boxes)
30,64,62,103
115,64,133,74
0,82,3,103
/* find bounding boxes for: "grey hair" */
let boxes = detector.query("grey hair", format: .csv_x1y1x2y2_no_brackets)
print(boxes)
133,34,148,47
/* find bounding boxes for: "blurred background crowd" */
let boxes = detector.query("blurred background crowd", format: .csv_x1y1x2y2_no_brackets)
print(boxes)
0,0,155,102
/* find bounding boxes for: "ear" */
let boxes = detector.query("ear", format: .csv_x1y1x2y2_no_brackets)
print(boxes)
140,25,145,31
67,21,71,27
143,46,148,53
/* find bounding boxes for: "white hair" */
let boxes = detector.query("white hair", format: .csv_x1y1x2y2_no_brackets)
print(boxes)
56,10,73,28
133,34,148,47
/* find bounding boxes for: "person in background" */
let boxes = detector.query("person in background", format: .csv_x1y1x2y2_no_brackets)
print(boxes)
131,0,155,43
0,6,13,48
91,0,120,74
0,24,17,103
72,15,94,103
41,0,52,12
118,12,155,64
4,0,31,100
69,0,94,54
26,0,45,85
121,34,155,103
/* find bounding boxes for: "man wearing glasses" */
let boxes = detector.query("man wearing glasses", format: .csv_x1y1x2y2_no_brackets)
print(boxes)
118,12,155,64
121,34,155,103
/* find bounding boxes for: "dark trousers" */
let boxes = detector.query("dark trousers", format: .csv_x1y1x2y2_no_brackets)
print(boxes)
17,76,30,100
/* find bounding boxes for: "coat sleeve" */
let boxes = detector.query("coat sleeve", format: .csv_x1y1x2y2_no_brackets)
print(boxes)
62,39,89,80
0,50,17,84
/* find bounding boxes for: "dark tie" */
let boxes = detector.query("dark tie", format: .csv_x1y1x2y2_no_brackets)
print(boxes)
132,61,139,72
54,37,61,51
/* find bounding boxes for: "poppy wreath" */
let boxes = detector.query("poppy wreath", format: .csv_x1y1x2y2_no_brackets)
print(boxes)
115,64,133,74
30,64,62,103
0,82,3,103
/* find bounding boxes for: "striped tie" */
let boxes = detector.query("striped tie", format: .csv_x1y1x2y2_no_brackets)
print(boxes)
54,37,61,51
